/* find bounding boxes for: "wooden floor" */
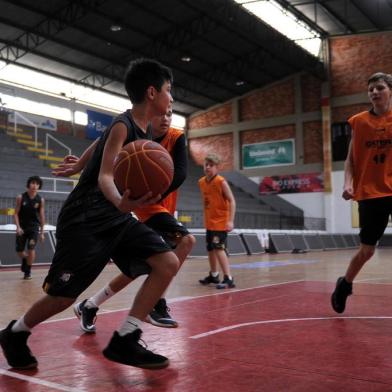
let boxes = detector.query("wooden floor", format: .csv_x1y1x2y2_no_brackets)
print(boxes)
1,248,392,391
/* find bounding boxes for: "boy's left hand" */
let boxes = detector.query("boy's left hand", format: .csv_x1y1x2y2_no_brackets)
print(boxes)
52,155,81,177
226,221,234,232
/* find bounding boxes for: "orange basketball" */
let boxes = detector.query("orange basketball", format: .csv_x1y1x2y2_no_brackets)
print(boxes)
113,139,174,199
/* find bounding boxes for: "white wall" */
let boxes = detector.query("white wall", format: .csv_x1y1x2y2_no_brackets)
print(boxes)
267,171,392,234
279,192,324,218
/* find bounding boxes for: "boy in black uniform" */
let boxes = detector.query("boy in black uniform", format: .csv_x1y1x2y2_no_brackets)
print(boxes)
57,110,194,331
0,58,179,370
14,176,45,280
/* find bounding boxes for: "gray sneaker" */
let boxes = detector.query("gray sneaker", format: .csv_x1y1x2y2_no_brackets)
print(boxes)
216,275,235,289
73,299,98,333
146,298,178,328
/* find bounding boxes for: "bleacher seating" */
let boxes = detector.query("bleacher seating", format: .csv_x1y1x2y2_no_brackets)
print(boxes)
0,113,307,230
0,124,91,200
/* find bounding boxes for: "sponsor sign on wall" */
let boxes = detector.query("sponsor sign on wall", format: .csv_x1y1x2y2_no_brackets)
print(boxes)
8,112,57,131
86,110,113,140
259,172,324,194
242,139,295,169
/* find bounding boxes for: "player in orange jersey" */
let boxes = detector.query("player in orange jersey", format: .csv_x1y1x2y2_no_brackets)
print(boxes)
60,109,195,331
198,153,236,289
332,72,392,313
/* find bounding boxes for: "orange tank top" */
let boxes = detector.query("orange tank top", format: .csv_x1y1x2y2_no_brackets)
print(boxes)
134,128,183,222
198,174,229,231
349,109,392,200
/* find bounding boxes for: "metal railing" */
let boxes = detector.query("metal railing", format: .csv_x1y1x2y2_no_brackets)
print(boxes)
0,197,64,226
11,111,38,147
45,133,71,157
39,176,77,194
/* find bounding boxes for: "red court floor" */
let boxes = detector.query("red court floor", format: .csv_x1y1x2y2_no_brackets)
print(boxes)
1,279,392,392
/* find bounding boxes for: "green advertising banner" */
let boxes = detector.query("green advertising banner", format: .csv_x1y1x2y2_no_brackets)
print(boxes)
242,139,295,169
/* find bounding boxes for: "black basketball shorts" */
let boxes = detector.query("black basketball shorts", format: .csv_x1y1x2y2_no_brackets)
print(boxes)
358,196,392,246
42,219,171,298
144,212,190,249
15,230,38,252
206,230,227,251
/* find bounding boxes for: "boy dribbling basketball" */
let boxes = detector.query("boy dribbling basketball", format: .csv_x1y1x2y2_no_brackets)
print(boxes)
0,58,179,370
68,109,195,331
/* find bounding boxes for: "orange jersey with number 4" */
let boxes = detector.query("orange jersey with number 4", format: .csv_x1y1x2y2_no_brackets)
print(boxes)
349,110,392,200
134,128,183,222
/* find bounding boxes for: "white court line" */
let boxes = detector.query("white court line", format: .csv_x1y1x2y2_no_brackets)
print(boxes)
0,368,81,392
42,279,304,324
355,277,392,284
189,316,392,339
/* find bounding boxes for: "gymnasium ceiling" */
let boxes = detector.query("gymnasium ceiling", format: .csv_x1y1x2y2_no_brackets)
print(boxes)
0,0,390,117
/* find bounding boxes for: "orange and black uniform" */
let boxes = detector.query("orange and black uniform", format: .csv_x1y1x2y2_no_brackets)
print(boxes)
134,128,188,247
349,108,392,245
199,174,230,251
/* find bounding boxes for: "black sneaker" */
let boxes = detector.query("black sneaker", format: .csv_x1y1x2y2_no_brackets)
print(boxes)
73,299,98,333
146,298,178,328
331,276,353,313
103,329,169,369
216,275,235,289
21,258,28,273
0,320,38,369
199,273,220,285
23,264,32,280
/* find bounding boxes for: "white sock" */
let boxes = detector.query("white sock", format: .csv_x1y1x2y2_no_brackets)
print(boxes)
211,271,219,277
11,317,31,333
117,316,142,337
86,285,115,308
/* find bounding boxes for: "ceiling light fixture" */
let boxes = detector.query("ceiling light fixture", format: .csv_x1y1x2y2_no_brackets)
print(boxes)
181,56,192,62
110,24,122,32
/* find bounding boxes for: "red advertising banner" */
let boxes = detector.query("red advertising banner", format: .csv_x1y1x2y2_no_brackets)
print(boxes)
259,172,324,194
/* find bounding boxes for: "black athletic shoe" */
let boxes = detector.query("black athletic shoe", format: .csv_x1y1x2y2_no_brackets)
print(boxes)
23,264,32,279
331,276,353,313
103,329,169,369
21,258,28,273
199,273,220,285
146,298,178,328
0,320,38,369
73,299,98,333
216,275,236,289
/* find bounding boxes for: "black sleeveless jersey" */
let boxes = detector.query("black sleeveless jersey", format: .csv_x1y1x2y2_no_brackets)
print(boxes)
57,110,152,234
18,192,42,231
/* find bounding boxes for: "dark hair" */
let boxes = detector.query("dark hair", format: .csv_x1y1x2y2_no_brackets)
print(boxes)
368,72,392,89
124,58,173,104
27,176,42,189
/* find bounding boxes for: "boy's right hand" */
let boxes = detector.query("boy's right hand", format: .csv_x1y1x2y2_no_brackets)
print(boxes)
117,190,161,213
342,186,354,200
